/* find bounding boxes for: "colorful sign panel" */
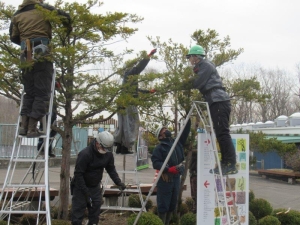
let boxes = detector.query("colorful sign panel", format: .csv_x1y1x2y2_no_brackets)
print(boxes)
197,133,249,225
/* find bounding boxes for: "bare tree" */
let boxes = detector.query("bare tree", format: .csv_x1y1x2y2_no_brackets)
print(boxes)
257,67,297,121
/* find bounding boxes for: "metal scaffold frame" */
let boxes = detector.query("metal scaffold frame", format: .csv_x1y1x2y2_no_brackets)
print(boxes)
0,65,57,225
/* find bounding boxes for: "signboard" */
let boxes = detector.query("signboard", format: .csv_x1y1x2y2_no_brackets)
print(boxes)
197,133,249,225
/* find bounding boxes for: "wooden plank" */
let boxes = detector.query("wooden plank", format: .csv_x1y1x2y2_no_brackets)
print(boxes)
257,169,300,178
0,188,59,201
103,183,187,197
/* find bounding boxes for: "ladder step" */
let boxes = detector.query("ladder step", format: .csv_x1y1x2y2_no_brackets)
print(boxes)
7,201,31,210
12,159,46,163
101,206,145,211
0,210,47,214
6,184,46,188
104,189,140,193
18,135,47,138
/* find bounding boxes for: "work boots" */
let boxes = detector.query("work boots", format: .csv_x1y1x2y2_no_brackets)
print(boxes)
19,115,29,135
27,117,42,138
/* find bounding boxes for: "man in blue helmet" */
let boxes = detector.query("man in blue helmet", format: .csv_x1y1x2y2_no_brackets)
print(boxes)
186,45,237,175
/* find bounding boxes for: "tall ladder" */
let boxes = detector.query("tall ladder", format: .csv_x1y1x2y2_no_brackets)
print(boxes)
133,101,240,225
101,153,147,213
0,65,57,225
195,101,240,225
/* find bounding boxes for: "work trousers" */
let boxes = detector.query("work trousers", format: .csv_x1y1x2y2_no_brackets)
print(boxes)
21,60,53,120
156,176,180,213
71,185,102,225
209,101,236,164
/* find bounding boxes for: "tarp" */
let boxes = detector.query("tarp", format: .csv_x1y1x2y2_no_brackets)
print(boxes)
114,106,139,149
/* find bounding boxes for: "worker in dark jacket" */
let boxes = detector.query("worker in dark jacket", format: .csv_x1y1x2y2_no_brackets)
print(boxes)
186,45,237,175
71,131,126,225
114,49,156,154
151,119,191,225
9,0,71,138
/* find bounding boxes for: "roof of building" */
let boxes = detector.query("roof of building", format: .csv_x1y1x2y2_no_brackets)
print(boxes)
266,135,300,143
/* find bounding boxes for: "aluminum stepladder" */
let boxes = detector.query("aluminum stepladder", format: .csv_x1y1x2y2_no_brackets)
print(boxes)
0,64,57,225
132,101,240,225
195,101,240,225
101,136,147,213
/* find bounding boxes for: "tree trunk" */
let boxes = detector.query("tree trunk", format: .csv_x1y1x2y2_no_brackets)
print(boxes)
58,122,72,219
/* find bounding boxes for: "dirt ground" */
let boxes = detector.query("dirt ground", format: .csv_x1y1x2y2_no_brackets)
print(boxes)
82,212,131,225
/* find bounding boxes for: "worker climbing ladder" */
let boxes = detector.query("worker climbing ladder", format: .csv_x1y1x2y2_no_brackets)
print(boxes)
0,65,57,225
194,101,241,225
133,101,247,225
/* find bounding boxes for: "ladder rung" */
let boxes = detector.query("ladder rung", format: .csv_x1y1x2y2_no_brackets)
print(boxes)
7,201,31,209
101,206,145,211
104,189,140,193
12,159,46,163
18,135,47,138
6,184,46,188
0,210,47,214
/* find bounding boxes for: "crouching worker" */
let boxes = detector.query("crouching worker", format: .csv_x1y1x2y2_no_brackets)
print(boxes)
151,119,191,225
71,131,126,225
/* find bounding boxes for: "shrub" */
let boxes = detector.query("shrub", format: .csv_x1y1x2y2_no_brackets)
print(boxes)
249,198,273,220
51,205,59,219
249,211,257,225
273,208,300,225
0,221,8,225
148,146,156,155
284,149,300,171
180,212,196,225
19,214,37,225
128,194,153,211
127,212,163,225
249,189,255,203
258,215,281,225
51,219,71,225
178,203,189,216
149,205,158,215
185,197,195,212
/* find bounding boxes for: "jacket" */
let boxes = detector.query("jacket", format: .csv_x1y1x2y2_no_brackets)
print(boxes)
191,59,230,105
151,120,191,175
74,139,122,195
123,58,150,98
9,0,71,45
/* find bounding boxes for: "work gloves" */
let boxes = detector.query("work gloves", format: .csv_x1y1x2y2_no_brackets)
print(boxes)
118,182,126,191
168,166,179,174
168,164,185,175
85,193,93,208
148,49,157,57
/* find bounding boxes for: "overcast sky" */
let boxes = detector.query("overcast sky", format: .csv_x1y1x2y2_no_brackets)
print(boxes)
4,0,300,73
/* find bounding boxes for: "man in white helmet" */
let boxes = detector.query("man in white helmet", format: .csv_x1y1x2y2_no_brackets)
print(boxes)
71,131,126,225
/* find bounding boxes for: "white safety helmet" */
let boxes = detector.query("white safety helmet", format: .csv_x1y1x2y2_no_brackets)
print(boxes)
155,126,166,139
96,131,114,148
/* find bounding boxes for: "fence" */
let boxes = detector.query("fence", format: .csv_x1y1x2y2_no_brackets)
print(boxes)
0,124,88,158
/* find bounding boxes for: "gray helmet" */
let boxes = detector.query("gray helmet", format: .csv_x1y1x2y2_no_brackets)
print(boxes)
96,131,114,148
155,126,166,139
